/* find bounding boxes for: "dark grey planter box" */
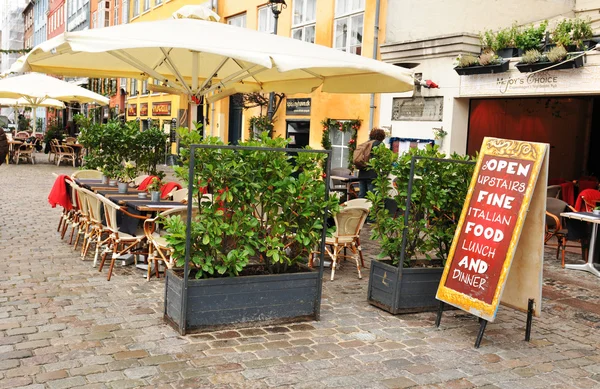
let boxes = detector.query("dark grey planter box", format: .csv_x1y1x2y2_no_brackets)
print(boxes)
164,268,321,334
516,55,584,72
454,60,509,75
367,259,443,314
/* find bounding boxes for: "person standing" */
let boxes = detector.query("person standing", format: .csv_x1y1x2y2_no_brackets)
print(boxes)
356,128,386,198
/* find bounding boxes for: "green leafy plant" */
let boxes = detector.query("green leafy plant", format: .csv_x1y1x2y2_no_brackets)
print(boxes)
481,24,518,53
166,132,339,278
515,21,547,52
146,177,162,192
367,145,475,267
520,49,543,64
552,19,574,48
432,127,447,140
117,161,137,183
572,17,593,49
248,115,274,139
546,45,567,63
456,54,479,68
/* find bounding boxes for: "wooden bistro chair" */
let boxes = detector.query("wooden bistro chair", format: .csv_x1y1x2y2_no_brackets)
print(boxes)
14,142,35,164
72,170,103,179
312,206,370,281
143,206,194,281
545,197,588,268
97,194,149,281
55,143,77,167
48,139,60,163
79,187,112,266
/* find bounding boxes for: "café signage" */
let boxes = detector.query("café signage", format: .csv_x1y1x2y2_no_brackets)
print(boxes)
152,101,172,116
436,137,548,322
460,67,597,97
286,98,311,116
127,103,137,117
140,103,148,117
392,97,443,121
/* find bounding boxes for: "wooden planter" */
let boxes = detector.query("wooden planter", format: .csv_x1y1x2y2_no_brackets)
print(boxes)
454,60,509,75
516,56,584,72
164,268,322,334
367,259,443,314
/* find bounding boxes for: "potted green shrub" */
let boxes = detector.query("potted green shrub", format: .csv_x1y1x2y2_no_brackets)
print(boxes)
146,177,162,202
515,21,548,55
366,145,475,314
454,53,509,76
481,24,519,58
162,132,338,333
116,162,137,194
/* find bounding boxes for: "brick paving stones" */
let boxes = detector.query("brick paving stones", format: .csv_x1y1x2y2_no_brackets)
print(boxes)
2,155,600,388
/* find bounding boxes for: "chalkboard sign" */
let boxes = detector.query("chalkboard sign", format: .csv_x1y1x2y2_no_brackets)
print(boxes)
436,137,548,322
286,98,311,116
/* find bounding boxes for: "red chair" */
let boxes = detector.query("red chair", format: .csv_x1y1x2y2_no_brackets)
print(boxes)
137,175,159,191
575,189,600,212
160,182,182,199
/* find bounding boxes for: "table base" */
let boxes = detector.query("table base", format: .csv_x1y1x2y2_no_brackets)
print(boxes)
565,262,600,278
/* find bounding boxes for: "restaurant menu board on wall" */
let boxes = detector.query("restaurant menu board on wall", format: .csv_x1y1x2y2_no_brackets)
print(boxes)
436,137,548,322
127,104,137,117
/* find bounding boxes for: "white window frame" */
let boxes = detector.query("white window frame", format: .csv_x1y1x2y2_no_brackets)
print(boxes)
155,0,162,5
257,6,275,34
141,79,148,94
143,0,150,12
120,77,126,90
291,0,316,43
132,0,139,17
130,79,138,96
226,13,246,28
92,11,97,28
113,0,119,26
329,122,352,168
333,0,364,55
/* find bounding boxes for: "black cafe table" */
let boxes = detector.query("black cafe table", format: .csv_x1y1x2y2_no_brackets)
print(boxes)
330,174,368,201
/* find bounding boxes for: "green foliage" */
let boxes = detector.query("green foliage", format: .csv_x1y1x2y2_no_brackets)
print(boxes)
480,24,518,52
146,177,162,192
572,17,593,49
320,118,360,169
43,122,64,145
17,116,30,132
547,45,567,63
248,115,273,139
456,55,479,68
515,21,547,52
367,145,475,267
520,49,543,64
552,19,574,47
166,132,339,278
75,115,167,177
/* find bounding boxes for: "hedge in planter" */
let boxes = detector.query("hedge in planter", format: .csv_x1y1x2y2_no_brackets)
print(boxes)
366,145,475,313
164,132,339,333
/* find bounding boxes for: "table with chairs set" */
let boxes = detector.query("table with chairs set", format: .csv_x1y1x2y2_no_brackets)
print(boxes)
5,131,41,164
50,170,193,281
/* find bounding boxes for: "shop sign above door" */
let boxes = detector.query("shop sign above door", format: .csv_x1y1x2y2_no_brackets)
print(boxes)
460,68,596,97
286,98,311,116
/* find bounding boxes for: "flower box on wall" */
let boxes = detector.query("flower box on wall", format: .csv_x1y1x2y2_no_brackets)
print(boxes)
454,60,510,76
515,55,584,73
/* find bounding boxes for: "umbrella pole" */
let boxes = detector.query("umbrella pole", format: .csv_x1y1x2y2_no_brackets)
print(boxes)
32,106,37,135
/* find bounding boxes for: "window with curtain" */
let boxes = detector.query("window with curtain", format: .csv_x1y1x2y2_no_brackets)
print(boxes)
257,6,275,33
330,124,353,168
333,0,364,54
130,79,138,96
291,0,316,43
227,13,246,28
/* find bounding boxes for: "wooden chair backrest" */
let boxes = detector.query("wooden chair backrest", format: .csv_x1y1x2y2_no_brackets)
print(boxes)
72,170,103,179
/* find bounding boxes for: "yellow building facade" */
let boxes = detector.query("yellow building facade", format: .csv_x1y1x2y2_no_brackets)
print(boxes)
126,0,386,166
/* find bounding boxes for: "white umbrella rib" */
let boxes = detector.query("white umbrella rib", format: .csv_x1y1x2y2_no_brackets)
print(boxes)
109,50,183,92
231,58,262,88
202,66,265,96
198,57,229,93
160,48,193,96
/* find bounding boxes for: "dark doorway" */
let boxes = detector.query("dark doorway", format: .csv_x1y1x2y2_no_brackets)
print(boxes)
286,120,310,149
228,94,244,145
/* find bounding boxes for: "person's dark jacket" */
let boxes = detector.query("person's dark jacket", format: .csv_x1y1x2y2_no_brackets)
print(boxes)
0,131,8,165
358,140,383,179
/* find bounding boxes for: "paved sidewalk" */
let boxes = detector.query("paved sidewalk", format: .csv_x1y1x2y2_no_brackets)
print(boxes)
2,158,600,388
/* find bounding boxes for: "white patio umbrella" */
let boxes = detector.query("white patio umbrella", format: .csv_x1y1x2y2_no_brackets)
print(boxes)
12,9,413,104
0,73,109,133
0,97,65,109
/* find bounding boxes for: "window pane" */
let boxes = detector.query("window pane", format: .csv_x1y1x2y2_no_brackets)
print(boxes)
330,127,343,145
304,25,315,43
258,8,267,32
334,18,347,50
331,146,343,168
341,147,349,168
350,14,363,46
293,0,303,25
292,28,302,41
306,0,316,21
336,0,348,15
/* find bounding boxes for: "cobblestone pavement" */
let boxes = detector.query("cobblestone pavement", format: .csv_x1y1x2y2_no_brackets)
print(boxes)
2,156,600,389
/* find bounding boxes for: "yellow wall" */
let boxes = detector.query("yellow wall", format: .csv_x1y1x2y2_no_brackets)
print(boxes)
127,0,386,146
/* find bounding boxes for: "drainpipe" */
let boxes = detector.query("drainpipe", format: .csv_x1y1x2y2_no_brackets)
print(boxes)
368,0,381,131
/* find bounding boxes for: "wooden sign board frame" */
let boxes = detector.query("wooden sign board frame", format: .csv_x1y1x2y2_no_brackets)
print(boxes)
436,137,548,326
